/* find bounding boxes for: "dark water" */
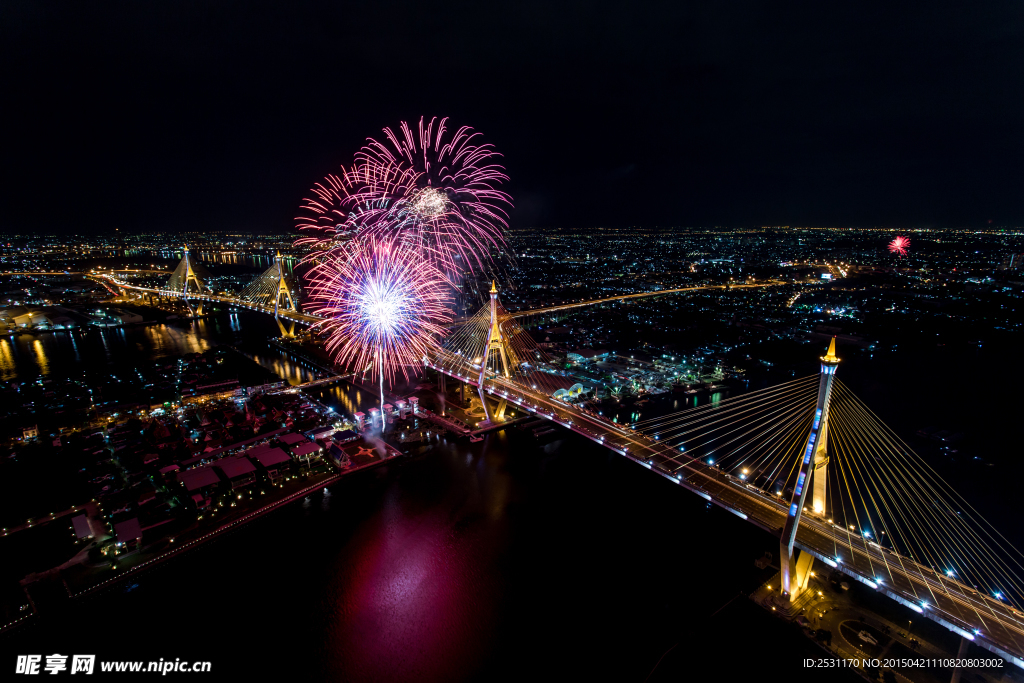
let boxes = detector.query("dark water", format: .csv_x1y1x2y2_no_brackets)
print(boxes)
0,313,316,386
0,425,853,682
1,316,1014,681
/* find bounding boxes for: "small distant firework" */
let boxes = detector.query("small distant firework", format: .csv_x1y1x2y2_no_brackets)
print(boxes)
307,238,453,407
888,235,910,257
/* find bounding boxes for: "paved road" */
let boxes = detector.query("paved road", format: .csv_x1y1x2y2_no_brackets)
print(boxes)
507,280,785,318
92,274,323,326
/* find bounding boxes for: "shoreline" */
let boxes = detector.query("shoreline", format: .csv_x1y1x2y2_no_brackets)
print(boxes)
1,452,398,635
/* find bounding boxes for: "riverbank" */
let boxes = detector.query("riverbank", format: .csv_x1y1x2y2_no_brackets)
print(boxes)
4,433,405,633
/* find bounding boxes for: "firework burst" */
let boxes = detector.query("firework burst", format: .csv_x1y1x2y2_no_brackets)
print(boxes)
295,117,512,276
888,235,911,257
306,237,453,407
293,169,363,258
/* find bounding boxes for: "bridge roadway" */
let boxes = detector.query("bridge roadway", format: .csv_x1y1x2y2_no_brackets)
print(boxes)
1,269,170,276
91,274,321,327
427,349,1024,667
507,281,784,318
83,273,785,330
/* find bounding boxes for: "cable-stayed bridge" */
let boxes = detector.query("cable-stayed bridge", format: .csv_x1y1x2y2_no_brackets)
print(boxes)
427,285,1024,669
89,250,775,339
91,247,314,336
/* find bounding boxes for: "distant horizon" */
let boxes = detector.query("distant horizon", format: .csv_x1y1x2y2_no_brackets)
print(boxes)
3,224,1024,240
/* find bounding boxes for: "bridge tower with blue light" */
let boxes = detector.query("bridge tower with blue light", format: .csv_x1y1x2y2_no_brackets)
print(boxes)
780,336,840,600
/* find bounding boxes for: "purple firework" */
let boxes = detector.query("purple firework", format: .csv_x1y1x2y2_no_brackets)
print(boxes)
295,117,512,276
305,236,453,407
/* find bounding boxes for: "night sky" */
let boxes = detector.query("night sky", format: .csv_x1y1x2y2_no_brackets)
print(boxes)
2,1,1023,234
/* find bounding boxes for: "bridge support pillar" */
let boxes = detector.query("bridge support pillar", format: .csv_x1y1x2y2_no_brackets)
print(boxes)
779,548,816,602
949,636,971,683
184,298,203,317
494,397,507,420
780,338,840,600
276,317,295,338
477,385,493,422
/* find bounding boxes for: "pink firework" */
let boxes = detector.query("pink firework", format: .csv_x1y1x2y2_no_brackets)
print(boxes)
306,237,453,406
888,235,910,257
293,168,364,258
295,117,512,275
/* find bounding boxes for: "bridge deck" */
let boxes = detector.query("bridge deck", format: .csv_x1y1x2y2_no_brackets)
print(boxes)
94,275,322,325
507,281,783,318
428,349,1024,667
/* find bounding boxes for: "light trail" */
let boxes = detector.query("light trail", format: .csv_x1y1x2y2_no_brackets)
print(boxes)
508,280,785,318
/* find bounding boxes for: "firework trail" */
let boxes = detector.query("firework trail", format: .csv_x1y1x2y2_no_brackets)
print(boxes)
295,116,512,276
293,169,363,259
888,235,910,257
306,237,453,408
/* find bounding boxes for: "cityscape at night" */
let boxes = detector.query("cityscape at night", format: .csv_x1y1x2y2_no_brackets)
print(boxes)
3,3,1024,682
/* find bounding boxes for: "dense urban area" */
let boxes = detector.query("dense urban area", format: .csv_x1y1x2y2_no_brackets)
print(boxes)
1,226,1023,682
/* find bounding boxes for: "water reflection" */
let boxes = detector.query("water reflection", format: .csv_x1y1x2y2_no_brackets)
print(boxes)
0,339,15,378
311,384,364,416
0,312,303,383
246,352,318,386
68,331,81,363
603,389,733,425
31,339,49,375
322,457,504,682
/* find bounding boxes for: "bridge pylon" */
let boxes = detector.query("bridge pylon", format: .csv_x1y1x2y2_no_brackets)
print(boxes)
477,281,512,424
167,245,210,295
272,252,295,316
277,317,296,338
238,252,298,330
780,336,840,601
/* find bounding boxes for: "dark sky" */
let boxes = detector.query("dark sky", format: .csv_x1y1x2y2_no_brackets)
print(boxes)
2,1,1023,234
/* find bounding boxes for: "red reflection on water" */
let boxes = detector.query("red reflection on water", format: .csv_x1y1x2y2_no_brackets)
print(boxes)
322,489,503,683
